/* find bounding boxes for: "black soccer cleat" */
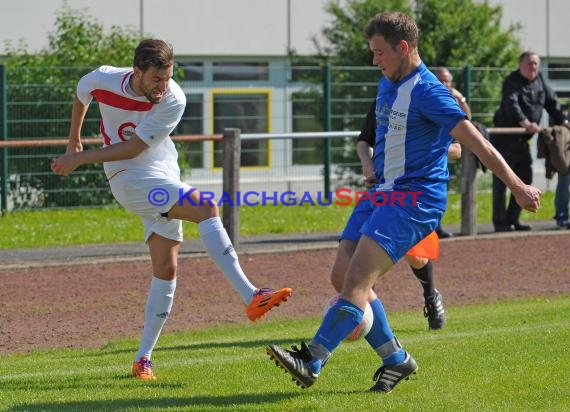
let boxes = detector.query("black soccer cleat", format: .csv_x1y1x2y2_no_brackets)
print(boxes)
370,352,418,393
266,342,321,389
424,289,446,330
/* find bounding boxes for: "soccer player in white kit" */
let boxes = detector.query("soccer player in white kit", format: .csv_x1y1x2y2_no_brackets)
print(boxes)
51,39,292,380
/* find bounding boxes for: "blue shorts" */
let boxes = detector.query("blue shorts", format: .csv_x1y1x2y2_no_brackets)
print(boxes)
340,190,443,262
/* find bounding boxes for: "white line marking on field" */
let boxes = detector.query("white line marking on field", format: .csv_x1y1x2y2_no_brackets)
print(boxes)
1,319,567,381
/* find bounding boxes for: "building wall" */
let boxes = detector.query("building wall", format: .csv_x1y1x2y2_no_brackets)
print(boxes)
486,0,568,57
1,0,569,58
0,0,331,56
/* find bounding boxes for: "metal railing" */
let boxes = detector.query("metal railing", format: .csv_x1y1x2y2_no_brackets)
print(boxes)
224,127,528,245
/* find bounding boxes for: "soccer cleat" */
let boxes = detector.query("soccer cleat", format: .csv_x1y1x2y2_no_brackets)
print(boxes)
423,289,446,330
266,342,321,389
246,287,292,321
131,356,157,381
370,353,418,393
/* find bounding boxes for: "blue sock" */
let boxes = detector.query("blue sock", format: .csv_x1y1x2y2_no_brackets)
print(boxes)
365,297,406,365
313,298,363,353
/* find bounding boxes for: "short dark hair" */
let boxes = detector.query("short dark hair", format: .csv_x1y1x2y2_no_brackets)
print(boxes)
364,11,418,50
433,67,451,78
519,51,538,63
133,39,174,71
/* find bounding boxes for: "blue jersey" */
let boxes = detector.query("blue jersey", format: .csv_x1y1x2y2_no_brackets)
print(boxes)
373,62,466,210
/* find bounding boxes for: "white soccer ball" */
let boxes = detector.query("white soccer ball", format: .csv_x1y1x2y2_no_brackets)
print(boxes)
323,294,374,342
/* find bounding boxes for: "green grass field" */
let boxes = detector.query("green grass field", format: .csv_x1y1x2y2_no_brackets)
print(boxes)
0,295,568,411
0,191,557,249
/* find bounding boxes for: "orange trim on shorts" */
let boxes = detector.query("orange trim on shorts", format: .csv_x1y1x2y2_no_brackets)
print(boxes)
406,230,440,260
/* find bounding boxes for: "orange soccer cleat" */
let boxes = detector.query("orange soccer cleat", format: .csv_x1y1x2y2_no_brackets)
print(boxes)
246,287,293,321
131,356,157,381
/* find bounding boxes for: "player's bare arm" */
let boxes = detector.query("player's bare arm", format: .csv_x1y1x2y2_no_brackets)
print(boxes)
451,88,472,119
356,140,377,187
450,119,541,212
51,135,149,176
65,95,90,154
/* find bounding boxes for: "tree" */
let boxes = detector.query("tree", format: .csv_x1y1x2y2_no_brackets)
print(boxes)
415,0,521,69
4,4,142,139
314,0,522,124
2,4,142,208
317,0,412,67
289,1,413,169
414,0,521,123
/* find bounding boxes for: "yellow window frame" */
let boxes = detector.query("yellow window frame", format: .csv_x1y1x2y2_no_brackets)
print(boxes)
209,88,272,171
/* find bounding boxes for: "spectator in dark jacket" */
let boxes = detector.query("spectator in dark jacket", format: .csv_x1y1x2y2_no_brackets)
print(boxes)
492,51,569,232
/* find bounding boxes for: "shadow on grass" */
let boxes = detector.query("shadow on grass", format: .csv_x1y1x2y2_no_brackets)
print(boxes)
157,336,310,352
0,376,184,392
68,336,310,357
9,392,301,411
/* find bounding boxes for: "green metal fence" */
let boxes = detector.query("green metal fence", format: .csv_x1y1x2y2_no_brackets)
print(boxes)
1,64,566,212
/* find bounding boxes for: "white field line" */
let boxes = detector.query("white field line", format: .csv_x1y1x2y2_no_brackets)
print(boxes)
1,319,567,381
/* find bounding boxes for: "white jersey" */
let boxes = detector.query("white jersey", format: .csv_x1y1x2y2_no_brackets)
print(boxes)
76,65,186,176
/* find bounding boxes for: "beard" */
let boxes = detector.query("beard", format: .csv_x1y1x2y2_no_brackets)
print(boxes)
143,88,163,104
132,77,163,104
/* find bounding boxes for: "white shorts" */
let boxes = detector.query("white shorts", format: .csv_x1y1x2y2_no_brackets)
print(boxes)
108,169,193,243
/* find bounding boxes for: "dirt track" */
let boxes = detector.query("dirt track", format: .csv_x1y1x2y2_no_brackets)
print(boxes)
0,232,569,354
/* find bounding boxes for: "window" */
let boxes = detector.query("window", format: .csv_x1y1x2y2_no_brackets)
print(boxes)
290,65,320,83
291,92,361,166
178,63,204,81
292,93,324,165
212,91,270,167
213,62,269,81
556,91,570,111
547,63,570,81
176,94,204,168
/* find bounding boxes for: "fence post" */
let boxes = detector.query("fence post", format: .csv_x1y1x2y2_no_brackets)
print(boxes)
1,65,8,214
460,148,478,235
463,65,471,105
322,63,332,198
458,64,477,235
222,128,241,250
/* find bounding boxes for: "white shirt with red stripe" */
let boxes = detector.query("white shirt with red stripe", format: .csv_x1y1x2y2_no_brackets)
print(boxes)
76,65,186,176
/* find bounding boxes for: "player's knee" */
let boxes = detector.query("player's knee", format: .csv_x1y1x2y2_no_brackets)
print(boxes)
198,203,219,221
161,260,177,278
209,203,220,216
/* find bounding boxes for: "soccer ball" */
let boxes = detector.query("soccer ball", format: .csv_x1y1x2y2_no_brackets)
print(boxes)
323,294,374,342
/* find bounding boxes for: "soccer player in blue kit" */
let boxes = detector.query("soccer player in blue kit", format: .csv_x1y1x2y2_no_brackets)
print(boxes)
266,11,542,393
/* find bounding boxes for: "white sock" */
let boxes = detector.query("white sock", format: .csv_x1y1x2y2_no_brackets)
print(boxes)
135,276,176,361
198,217,256,303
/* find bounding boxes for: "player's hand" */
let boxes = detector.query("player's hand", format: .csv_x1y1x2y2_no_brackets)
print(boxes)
66,140,83,154
524,122,541,134
513,184,541,213
361,160,377,188
364,175,378,189
51,153,81,176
